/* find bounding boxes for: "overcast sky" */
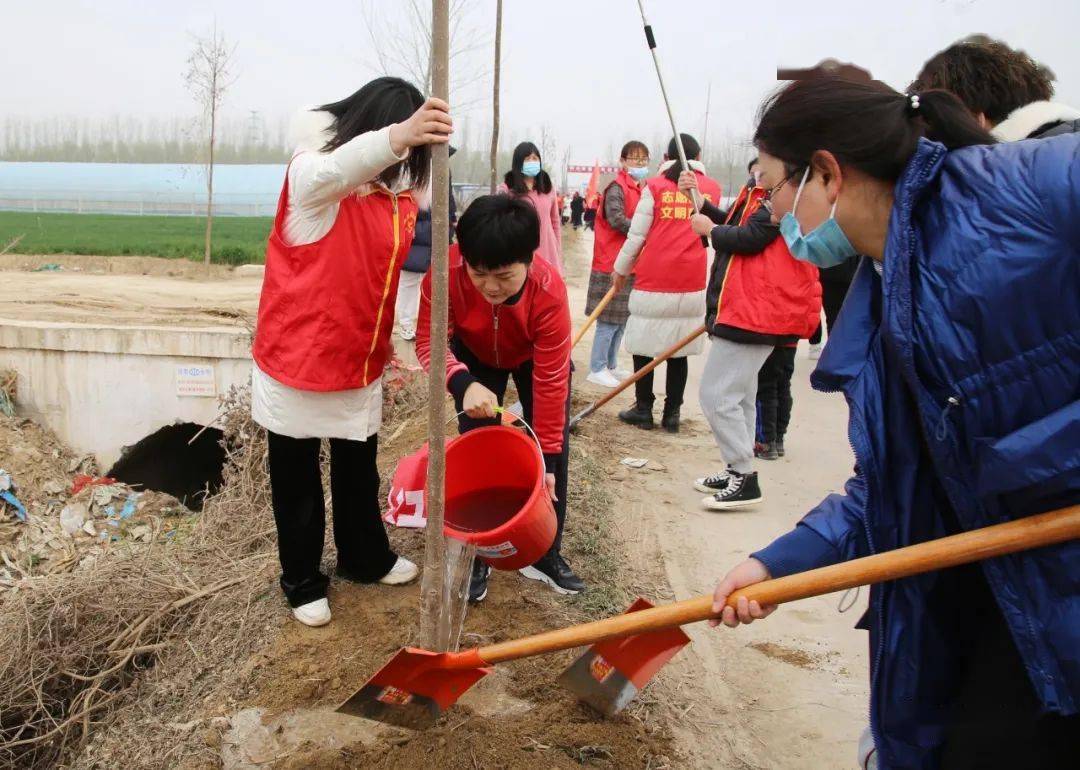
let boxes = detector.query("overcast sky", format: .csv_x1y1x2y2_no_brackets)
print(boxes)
5,0,1079,162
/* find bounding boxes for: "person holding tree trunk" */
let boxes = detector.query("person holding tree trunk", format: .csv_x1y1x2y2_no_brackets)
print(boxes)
251,77,452,627
415,194,580,604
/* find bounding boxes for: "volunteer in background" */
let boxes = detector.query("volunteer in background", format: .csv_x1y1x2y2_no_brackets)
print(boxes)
612,134,719,433
710,74,1078,769
584,140,650,388
416,194,581,603
498,142,564,275
252,77,451,627
680,158,820,508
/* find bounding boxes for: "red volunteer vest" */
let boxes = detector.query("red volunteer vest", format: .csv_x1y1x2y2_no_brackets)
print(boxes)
634,171,722,293
591,171,643,273
253,174,417,391
716,186,821,338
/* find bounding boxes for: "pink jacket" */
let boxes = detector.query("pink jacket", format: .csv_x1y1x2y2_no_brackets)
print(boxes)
497,183,564,275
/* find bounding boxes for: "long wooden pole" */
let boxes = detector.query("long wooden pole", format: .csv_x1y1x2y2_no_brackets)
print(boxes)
460,504,1080,665
570,324,706,428
571,286,616,350
419,0,451,651
488,0,502,194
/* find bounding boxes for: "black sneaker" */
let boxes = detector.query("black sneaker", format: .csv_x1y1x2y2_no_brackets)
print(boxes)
755,442,779,461
617,401,655,430
776,439,785,457
519,553,584,595
694,467,733,494
703,471,763,510
469,558,490,603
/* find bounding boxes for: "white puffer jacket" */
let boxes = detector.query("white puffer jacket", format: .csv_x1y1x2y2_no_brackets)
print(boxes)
613,159,708,358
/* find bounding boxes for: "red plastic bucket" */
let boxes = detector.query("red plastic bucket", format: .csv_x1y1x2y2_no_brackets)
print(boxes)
442,424,556,570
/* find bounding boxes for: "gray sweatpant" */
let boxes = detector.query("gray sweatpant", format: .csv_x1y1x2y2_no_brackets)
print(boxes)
699,336,774,474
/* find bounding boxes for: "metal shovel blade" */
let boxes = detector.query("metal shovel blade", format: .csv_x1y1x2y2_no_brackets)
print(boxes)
336,647,492,729
558,598,691,715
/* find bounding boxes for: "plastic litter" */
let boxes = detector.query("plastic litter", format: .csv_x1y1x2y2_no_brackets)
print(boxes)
0,470,28,522
59,502,89,536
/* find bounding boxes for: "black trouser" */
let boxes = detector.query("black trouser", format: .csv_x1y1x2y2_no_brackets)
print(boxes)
809,278,852,345
451,338,571,556
266,431,397,607
632,354,688,411
935,563,1080,767
756,346,796,443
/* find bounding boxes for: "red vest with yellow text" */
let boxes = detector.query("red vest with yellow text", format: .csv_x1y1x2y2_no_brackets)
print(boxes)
591,171,642,273
633,170,722,293
253,174,417,391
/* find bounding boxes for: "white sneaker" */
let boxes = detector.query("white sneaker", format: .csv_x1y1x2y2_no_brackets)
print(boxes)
399,327,416,341
808,342,823,360
292,598,331,627
586,369,620,388
610,368,632,381
379,556,419,585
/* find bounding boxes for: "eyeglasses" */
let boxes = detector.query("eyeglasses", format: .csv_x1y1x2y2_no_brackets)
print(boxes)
762,167,804,214
623,157,650,166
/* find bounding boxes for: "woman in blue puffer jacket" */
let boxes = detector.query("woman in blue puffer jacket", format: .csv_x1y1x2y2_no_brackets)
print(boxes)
710,75,1079,769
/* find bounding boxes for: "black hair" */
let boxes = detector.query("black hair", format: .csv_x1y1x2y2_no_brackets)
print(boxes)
316,76,429,189
747,157,760,174
620,140,650,159
910,35,1055,125
455,194,539,270
663,133,701,183
503,141,553,195
754,76,995,183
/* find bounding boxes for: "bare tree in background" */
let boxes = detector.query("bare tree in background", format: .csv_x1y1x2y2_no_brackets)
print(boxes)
185,25,236,267
359,0,489,104
488,0,502,193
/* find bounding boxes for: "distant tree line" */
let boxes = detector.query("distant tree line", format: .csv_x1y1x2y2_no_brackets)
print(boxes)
0,114,292,164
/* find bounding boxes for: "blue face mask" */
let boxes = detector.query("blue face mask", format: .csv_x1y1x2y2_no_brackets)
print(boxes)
779,167,858,268
521,160,541,178
627,165,649,181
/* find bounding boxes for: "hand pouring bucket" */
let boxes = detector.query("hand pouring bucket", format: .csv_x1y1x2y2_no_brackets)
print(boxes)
442,419,556,570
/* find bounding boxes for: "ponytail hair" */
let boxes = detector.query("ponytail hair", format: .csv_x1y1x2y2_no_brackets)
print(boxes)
663,133,701,183
753,76,995,182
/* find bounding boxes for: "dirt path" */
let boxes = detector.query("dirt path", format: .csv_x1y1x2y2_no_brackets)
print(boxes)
560,229,869,768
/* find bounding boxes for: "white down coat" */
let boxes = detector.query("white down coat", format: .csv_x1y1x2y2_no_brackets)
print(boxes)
612,159,709,358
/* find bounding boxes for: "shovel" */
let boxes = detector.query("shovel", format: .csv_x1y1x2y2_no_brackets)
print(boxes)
337,503,1079,727
572,286,617,351
570,324,706,429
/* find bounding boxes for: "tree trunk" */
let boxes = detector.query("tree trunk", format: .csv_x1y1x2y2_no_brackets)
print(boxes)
488,0,502,194
204,74,216,268
419,0,451,651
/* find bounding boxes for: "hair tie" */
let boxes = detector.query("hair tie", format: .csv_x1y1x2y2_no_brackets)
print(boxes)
906,93,922,116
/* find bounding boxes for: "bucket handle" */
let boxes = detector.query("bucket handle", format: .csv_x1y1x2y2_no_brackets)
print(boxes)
446,407,545,460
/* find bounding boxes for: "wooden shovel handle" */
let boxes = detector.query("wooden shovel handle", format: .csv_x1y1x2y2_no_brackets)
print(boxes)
572,286,617,351
476,504,1080,665
572,324,707,423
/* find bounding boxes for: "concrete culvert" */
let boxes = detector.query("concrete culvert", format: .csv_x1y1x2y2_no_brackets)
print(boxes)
107,422,226,511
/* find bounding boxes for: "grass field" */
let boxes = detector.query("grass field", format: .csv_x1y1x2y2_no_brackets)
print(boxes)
0,211,273,265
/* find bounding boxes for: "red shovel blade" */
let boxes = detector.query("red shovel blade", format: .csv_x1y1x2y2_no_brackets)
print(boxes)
558,598,691,715
336,647,492,728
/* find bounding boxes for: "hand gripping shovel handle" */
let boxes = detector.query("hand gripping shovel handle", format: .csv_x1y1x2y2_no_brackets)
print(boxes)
572,286,617,351
570,324,707,428
465,504,1080,666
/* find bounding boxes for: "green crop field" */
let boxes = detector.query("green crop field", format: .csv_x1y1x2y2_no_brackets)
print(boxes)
0,211,273,265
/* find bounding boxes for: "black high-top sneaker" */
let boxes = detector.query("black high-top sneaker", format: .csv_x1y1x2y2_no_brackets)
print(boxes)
703,470,763,510
469,558,491,603
694,466,733,494
519,552,584,595
617,401,655,430
661,401,681,433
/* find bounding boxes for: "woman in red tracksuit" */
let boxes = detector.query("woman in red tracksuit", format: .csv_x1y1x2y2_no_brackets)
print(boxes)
416,194,578,604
